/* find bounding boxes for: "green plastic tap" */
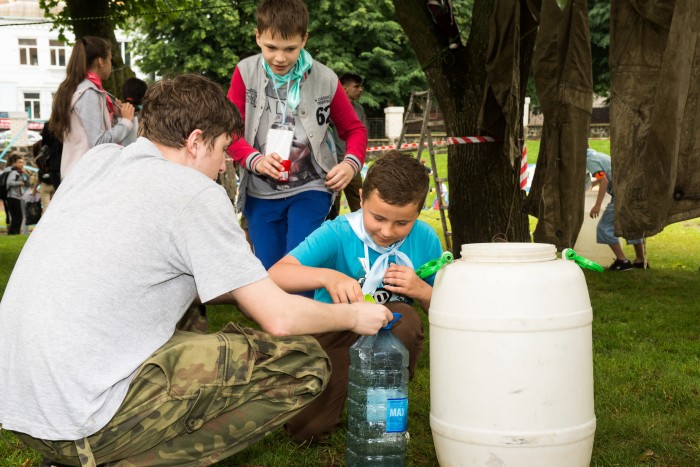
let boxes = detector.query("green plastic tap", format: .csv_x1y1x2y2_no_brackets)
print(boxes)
416,251,454,279
562,248,604,272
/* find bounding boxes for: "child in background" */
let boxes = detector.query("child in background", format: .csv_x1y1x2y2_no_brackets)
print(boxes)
269,151,442,442
586,147,648,270
226,0,367,270
49,36,135,179
120,77,148,146
4,152,31,235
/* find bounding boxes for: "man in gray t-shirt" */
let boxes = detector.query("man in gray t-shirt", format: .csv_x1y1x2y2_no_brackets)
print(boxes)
0,74,392,467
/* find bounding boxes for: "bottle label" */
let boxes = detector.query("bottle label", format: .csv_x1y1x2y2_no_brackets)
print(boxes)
366,389,408,432
386,397,409,433
366,388,394,424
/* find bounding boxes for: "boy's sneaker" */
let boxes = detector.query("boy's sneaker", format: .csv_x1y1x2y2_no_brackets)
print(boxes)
633,261,650,269
608,259,633,271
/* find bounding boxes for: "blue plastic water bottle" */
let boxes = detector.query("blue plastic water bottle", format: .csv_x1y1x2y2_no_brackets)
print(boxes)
346,313,409,466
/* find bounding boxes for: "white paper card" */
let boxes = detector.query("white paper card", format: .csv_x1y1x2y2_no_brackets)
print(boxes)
266,128,294,161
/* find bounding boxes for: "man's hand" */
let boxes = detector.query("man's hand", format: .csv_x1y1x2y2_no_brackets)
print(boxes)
590,205,601,218
325,161,355,192
322,270,364,304
349,301,394,335
254,153,284,179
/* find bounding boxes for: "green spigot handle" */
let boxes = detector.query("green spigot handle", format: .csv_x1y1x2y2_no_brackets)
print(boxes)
416,251,454,279
562,248,604,272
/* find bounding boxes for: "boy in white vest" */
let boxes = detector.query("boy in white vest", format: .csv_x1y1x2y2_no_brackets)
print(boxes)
226,0,367,270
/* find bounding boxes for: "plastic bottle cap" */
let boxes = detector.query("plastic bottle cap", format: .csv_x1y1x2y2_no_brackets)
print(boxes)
383,312,402,330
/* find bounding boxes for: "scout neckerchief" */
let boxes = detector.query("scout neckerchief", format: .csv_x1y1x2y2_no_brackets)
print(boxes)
345,210,414,295
262,49,312,112
85,71,115,117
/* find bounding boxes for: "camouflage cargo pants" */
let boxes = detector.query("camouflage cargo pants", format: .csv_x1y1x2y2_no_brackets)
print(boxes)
16,323,330,466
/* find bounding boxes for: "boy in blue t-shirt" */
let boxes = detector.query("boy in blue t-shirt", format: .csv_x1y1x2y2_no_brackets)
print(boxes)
269,150,443,442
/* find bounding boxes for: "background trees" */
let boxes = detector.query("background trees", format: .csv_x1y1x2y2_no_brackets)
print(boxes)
588,1,611,97
394,0,534,246
39,0,614,248
130,0,428,115
38,0,185,93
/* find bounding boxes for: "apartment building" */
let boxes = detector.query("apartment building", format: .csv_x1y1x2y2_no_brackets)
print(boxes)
0,0,140,126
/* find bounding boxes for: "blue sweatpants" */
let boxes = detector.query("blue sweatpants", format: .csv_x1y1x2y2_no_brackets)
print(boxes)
244,191,332,270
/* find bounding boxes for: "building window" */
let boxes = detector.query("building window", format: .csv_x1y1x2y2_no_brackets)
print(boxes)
19,38,39,66
24,93,41,119
119,41,131,67
49,40,67,67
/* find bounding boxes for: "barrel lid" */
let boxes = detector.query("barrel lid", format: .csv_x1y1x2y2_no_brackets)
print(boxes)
460,243,556,262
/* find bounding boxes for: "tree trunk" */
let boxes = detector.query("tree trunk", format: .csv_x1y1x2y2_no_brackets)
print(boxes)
394,0,533,254
67,0,131,96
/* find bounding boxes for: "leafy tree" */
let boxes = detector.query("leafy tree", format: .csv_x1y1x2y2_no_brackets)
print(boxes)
38,0,189,93
130,0,257,87
305,0,427,114
394,0,534,246
588,1,610,97
129,0,426,115
39,0,429,114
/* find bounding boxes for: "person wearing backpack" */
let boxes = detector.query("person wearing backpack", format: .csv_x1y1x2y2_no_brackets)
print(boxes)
1,164,11,228
3,152,30,235
32,125,63,212
0,173,9,228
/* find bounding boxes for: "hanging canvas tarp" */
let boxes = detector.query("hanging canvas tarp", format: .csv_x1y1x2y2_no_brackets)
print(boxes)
524,0,592,250
610,0,700,239
479,0,542,168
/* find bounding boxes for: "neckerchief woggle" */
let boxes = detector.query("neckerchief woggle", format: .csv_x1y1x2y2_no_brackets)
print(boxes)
262,49,313,112
345,210,414,295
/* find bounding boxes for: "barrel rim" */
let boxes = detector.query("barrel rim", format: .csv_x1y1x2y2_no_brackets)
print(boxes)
460,242,557,263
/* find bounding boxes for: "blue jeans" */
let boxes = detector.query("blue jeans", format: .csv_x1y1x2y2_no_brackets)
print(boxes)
597,198,643,245
244,191,332,270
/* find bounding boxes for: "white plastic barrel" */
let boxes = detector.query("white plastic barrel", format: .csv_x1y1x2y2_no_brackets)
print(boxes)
429,243,595,466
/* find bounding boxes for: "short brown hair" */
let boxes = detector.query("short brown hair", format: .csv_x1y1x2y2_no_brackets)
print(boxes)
7,152,24,166
139,74,242,149
362,150,430,211
256,0,308,39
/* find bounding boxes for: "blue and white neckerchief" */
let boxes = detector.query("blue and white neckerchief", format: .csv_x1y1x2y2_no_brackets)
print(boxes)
262,49,313,111
345,210,414,295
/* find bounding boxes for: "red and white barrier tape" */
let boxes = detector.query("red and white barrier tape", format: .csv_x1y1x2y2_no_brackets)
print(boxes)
519,146,528,190
364,135,529,190
365,135,497,153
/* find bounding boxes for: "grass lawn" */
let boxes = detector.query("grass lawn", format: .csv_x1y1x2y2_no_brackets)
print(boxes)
2,140,700,465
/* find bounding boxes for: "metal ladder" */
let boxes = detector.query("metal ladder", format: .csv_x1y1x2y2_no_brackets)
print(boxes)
396,90,452,250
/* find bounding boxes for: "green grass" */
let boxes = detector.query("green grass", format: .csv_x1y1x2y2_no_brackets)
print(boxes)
521,138,610,165
2,148,700,465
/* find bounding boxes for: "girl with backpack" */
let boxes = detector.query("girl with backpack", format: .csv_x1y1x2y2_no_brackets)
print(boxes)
48,36,135,179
